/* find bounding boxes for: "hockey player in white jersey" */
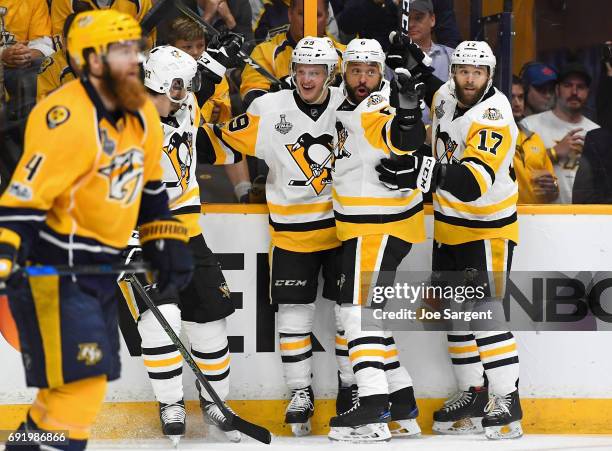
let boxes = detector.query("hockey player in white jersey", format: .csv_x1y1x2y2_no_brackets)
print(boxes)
377,40,523,440
326,38,426,443
198,37,356,437
118,43,244,445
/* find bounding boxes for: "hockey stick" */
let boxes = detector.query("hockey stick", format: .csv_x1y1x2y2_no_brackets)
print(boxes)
125,274,273,445
396,0,432,68
171,0,281,86
288,150,335,187
140,0,176,36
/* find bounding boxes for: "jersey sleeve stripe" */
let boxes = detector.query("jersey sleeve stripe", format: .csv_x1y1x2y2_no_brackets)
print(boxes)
462,157,496,184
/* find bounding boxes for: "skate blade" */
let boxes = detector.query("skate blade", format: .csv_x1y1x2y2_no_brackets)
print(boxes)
389,419,422,438
432,417,484,435
485,421,523,440
328,423,392,443
289,420,311,437
166,435,182,448
223,429,242,443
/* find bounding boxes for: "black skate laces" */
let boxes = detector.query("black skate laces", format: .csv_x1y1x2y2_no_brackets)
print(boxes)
484,394,511,416
204,401,234,425
161,402,186,423
442,391,472,412
287,388,314,413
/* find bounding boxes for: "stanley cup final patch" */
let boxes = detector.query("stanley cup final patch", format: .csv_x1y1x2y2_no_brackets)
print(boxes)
275,114,293,134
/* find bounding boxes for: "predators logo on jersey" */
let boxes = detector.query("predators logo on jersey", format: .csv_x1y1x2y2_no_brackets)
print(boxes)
98,148,145,204
162,131,194,192
286,133,335,194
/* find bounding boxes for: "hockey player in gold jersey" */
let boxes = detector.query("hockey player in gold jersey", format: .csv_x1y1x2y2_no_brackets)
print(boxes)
378,39,523,440
327,38,426,443
0,10,193,450
118,43,244,445
199,37,356,437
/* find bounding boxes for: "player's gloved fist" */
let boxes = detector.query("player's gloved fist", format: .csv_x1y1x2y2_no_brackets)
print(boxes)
207,31,245,70
0,228,20,281
387,31,432,71
138,219,193,295
269,75,293,92
376,153,438,193
391,67,426,110
197,51,226,85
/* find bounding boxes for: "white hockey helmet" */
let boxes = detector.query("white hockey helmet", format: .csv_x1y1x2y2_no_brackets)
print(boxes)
449,40,496,101
144,45,201,103
291,36,338,86
342,38,386,76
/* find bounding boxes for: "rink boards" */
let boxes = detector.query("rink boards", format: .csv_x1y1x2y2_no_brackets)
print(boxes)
2,205,612,436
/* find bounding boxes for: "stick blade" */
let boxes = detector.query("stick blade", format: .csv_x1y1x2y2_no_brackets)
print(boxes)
229,414,272,444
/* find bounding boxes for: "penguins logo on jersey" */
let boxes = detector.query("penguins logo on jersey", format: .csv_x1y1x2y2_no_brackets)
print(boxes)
98,148,145,204
286,133,334,194
434,125,459,164
163,131,193,192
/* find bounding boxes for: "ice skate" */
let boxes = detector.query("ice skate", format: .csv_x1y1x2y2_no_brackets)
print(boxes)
328,395,392,443
285,386,314,436
335,373,358,415
159,400,185,447
432,386,488,434
389,390,421,438
483,389,523,440
197,380,241,442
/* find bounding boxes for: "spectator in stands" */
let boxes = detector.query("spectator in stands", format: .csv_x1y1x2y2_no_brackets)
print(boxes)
198,0,254,42
520,61,557,117
333,0,460,51
404,0,453,124
240,0,344,108
36,13,77,102
521,62,600,204
0,0,54,68
573,45,612,204
253,0,289,41
168,17,254,203
511,76,559,203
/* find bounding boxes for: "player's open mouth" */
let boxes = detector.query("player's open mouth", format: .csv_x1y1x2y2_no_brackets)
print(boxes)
356,87,368,96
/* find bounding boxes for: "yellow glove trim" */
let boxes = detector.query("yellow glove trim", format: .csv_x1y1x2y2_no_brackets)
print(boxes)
139,220,189,244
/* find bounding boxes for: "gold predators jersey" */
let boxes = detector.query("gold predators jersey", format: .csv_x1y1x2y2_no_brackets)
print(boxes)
36,50,76,102
200,75,232,124
332,87,425,244
514,127,554,204
0,0,51,43
0,78,164,261
431,82,519,245
240,31,344,100
200,88,346,253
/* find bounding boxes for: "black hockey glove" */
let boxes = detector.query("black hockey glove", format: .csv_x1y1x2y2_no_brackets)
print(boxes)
386,31,433,73
376,153,438,193
138,219,193,295
207,31,245,70
390,67,426,110
269,75,293,92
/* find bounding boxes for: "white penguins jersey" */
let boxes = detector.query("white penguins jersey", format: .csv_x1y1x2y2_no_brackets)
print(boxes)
332,87,425,244
200,88,346,253
159,93,242,237
431,82,519,245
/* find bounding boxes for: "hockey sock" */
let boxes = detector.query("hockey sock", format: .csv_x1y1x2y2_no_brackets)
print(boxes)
138,304,184,404
184,318,231,401
383,332,413,394
340,304,388,397
447,331,486,390
334,304,355,386
28,374,107,447
475,331,519,395
277,303,315,389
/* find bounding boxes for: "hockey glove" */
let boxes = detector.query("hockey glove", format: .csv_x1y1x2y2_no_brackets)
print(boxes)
390,67,426,112
0,228,20,281
376,153,438,193
138,219,193,295
207,31,245,70
386,31,433,71
269,75,293,92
